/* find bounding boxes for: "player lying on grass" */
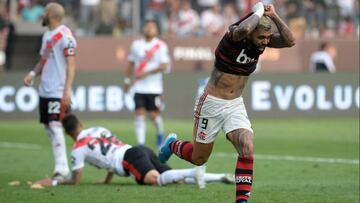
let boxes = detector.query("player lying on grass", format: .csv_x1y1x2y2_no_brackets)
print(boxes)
34,114,234,187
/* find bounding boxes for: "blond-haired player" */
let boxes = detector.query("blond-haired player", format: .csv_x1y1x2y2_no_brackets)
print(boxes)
23,2,76,180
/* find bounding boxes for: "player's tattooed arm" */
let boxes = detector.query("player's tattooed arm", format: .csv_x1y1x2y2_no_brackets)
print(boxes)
232,15,261,41
231,2,264,41
265,5,295,48
209,68,224,87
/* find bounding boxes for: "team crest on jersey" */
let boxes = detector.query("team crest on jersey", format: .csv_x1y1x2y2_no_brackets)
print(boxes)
199,131,206,140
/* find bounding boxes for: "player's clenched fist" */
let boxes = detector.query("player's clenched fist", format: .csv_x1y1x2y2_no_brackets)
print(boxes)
264,4,278,18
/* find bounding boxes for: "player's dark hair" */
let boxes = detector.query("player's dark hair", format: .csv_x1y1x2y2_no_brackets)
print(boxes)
62,114,80,134
144,19,160,34
319,42,329,51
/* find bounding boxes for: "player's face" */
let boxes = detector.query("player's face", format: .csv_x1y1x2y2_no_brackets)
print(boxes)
144,22,158,38
249,29,272,51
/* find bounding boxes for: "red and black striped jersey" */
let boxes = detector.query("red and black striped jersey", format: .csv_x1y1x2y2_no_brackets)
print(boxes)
214,13,265,76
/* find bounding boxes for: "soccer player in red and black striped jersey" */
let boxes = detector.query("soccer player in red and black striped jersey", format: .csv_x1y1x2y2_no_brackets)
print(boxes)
159,3,295,203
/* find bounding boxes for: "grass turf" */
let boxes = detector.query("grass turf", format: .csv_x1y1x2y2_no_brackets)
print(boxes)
0,118,358,203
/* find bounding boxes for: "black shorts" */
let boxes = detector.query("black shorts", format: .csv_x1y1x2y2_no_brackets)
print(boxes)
39,97,70,124
122,145,171,185
134,93,162,111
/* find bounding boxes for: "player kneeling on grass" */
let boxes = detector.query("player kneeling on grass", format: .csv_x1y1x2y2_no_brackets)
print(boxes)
34,114,234,187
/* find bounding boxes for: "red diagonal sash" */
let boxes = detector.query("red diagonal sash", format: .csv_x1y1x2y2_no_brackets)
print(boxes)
135,43,161,76
40,32,63,73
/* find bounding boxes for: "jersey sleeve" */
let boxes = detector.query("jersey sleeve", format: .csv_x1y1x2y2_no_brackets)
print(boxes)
159,43,170,64
62,35,77,57
71,148,85,171
39,34,46,56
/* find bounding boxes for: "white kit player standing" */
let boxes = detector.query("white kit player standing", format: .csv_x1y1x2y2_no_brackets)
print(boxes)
23,3,77,180
124,20,170,148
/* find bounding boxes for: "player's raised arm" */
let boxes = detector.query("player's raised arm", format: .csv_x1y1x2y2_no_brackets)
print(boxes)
265,4,296,48
232,2,265,41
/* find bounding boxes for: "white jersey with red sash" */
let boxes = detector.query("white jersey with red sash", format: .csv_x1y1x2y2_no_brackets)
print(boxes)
128,37,170,94
71,127,132,176
39,25,77,98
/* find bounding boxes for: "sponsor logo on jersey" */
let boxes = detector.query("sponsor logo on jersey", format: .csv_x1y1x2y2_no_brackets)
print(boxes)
236,49,256,64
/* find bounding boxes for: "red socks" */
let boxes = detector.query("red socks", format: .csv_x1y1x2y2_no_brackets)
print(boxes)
235,156,254,203
170,140,193,162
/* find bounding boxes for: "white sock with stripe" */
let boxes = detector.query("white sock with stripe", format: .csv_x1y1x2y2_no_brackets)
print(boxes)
183,173,226,184
135,115,146,145
157,168,196,186
153,115,164,135
45,122,70,176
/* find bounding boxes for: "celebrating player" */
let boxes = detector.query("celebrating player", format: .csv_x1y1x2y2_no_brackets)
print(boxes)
123,20,170,149
159,3,295,203
33,114,234,187
23,3,76,180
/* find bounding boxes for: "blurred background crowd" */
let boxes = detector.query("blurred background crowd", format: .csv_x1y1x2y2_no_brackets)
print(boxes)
0,0,359,39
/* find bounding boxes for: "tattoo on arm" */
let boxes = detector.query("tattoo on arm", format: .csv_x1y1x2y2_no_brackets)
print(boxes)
232,15,261,41
268,15,295,48
209,68,224,87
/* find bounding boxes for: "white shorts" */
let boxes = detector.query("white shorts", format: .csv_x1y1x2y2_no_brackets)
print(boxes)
193,92,253,144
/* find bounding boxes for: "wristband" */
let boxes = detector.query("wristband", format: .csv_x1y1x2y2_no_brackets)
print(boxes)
252,2,264,18
51,179,58,186
29,71,36,77
124,77,131,85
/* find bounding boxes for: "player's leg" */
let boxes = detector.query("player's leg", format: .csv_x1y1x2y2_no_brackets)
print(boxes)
134,93,147,145
226,129,254,203
123,146,193,186
140,145,171,173
123,146,157,185
159,91,222,165
223,96,254,203
138,145,203,187
184,173,235,184
147,94,164,148
159,134,215,166
40,97,70,177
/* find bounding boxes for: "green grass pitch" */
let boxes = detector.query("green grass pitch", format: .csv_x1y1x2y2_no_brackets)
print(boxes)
0,118,358,203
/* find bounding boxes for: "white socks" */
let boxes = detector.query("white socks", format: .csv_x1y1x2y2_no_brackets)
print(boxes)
157,168,196,186
45,122,70,176
184,173,226,184
135,115,146,145
135,115,164,146
153,115,164,135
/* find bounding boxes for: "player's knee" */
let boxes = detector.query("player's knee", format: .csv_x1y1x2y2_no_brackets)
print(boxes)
238,131,254,157
143,170,160,185
231,129,254,158
192,156,208,166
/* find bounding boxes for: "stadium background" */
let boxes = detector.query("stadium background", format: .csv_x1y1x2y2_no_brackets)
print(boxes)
0,0,359,203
